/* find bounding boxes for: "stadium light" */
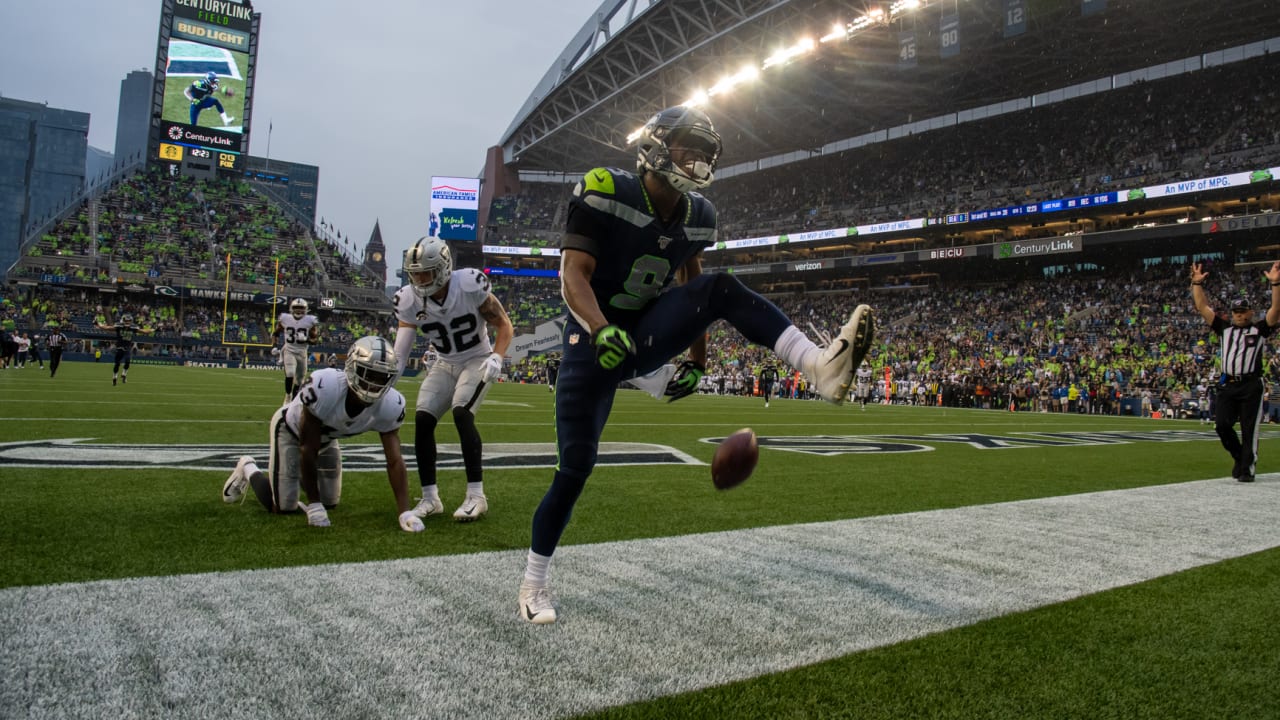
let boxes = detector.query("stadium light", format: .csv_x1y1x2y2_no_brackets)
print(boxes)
762,37,815,69
891,0,922,15
621,0,941,146
706,65,760,98
683,89,710,107
820,23,846,43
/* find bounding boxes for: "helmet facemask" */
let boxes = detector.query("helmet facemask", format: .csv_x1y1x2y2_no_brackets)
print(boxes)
635,108,723,193
404,237,453,298
290,299,308,319
344,337,398,403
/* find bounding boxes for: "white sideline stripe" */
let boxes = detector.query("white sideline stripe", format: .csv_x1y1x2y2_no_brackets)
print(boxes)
2,478,1278,719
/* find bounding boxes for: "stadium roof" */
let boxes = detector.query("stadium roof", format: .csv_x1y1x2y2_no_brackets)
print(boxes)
500,0,1280,175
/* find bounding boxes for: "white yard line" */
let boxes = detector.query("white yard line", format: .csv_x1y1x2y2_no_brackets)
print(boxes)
2,477,1278,719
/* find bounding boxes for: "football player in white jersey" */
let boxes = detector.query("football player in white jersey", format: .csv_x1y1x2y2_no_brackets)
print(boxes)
221,336,424,532
393,236,514,523
273,298,321,401
855,361,873,410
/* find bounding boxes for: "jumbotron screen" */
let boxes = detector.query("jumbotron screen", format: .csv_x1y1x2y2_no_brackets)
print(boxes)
428,177,481,241
156,0,257,171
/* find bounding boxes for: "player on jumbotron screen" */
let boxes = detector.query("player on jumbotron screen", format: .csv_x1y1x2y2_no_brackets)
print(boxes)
184,71,235,127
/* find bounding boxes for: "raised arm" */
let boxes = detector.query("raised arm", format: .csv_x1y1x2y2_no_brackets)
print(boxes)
1265,261,1280,328
1189,262,1216,325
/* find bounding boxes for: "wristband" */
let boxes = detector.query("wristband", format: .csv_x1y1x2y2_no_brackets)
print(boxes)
1271,282,1280,287
1190,281,1204,286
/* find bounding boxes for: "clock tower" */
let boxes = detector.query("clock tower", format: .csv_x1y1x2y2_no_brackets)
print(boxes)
363,220,387,285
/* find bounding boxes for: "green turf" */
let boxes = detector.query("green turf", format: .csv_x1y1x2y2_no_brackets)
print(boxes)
2,360,1276,718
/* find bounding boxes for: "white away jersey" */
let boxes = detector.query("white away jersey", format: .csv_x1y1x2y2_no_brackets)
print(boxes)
856,367,873,386
285,368,406,444
278,313,319,353
393,268,494,363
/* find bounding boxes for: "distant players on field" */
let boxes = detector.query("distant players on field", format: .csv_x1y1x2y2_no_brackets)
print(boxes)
759,363,778,407
184,71,235,127
95,314,151,386
221,336,423,532
855,361,873,410
545,352,560,392
393,236,514,524
273,298,320,401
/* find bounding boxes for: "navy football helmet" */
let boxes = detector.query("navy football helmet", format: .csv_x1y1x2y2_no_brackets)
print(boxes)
634,106,723,192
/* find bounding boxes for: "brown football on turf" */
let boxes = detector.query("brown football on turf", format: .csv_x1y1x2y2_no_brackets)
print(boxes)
712,428,759,490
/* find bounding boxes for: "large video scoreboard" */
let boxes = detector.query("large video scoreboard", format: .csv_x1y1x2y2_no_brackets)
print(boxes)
151,0,259,172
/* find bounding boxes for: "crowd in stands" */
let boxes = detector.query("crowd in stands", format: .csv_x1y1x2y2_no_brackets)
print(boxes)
0,283,398,364
9,248,1280,422
489,277,564,331
14,166,383,302
706,54,1280,242
482,53,1280,251
504,262,1275,416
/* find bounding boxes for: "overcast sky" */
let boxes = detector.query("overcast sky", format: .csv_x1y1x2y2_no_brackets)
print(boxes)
0,0,605,277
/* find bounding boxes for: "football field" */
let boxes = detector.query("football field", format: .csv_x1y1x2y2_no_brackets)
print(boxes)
2,362,1278,718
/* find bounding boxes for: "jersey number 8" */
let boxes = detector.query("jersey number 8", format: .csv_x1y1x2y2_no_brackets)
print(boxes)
610,255,670,311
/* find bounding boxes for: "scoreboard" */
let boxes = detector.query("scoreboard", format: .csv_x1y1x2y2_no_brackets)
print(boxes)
152,0,259,172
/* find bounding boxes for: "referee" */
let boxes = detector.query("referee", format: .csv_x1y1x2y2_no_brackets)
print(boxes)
46,327,68,378
1190,261,1280,482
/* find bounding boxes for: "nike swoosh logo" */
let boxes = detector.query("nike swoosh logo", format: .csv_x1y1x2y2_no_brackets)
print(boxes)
824,339,849,364
592,171,608,184
523,604,538,621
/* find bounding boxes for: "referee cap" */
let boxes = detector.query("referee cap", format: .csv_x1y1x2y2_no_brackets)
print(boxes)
1230,297,1251,312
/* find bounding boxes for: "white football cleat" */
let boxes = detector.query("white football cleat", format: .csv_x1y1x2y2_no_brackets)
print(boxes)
452,494,488,522
222,455,254,503
518,582,557,625
808,304,875,404
305,502,331,528
411,496,444,519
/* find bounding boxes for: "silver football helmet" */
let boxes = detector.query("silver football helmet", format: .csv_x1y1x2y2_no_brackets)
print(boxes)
344,336,398,403
403,236,453,298
634,106,723,192
120,314,134,327
290,298,309,319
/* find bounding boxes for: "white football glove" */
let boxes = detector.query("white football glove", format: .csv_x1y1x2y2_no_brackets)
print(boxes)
270,347,280,356
399,510,424,533
481,352,503,383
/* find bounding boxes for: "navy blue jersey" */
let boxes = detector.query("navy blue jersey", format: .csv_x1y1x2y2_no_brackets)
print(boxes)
562,167,717,328
188,80,215,101
113,326,138,349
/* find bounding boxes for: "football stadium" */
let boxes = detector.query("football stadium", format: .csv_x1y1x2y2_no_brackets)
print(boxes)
4,0,1280,717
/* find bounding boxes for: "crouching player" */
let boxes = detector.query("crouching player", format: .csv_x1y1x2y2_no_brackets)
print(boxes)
221,336,423,532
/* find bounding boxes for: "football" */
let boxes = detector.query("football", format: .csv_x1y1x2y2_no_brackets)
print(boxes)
224,86,235,97
711,428,758,490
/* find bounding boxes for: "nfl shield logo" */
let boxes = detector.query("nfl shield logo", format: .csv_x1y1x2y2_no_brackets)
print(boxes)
569,333,580,345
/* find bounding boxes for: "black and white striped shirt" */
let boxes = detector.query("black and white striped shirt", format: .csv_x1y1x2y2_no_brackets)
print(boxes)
46,332,67,349
1211,316,1274,376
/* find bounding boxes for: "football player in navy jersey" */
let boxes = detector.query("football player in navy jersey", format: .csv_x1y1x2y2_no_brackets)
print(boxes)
221,336,423,532
184,71,235,127
95,313,152,386
517,106,876,624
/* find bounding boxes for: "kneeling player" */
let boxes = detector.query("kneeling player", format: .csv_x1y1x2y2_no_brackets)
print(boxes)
221,336,423,532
